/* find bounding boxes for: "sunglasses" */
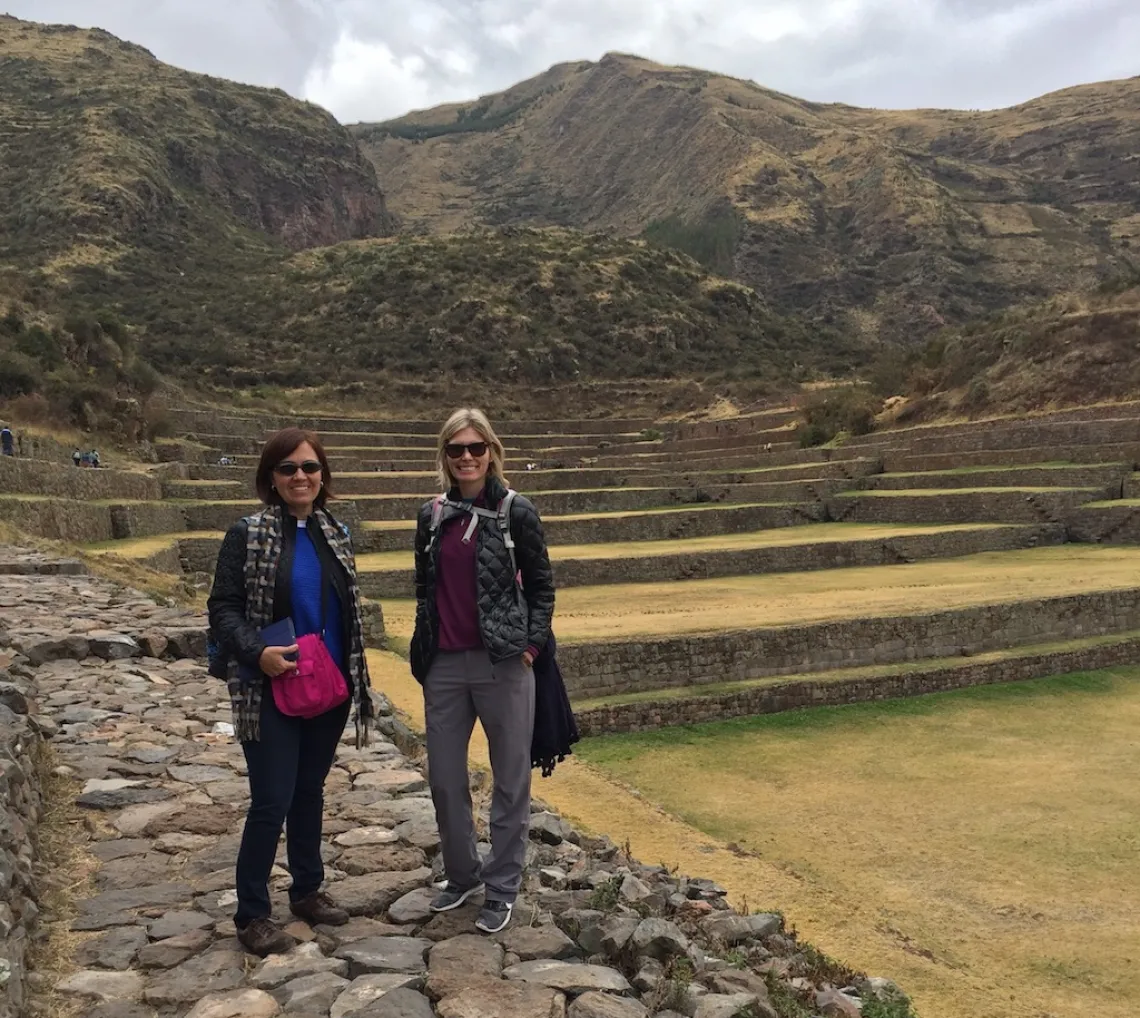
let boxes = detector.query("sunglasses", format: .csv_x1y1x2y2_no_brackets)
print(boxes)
274,460,322,477
445,442,488,459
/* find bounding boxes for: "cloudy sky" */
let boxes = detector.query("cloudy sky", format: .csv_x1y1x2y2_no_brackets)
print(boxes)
7,0,1138,123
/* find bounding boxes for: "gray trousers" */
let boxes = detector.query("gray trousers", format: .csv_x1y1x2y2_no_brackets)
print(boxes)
424,649,535,902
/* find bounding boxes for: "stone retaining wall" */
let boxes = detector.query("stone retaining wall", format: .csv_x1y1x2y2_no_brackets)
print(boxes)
0,497,114,542
575,635,1140,735
109,503,189,540
0,458,163,501
0,665,47,1018
1068,505,1140,543
866,465,1126,494
672,409,801,440
882,446,1140,473
826,488,1096,525
357,522,1064,598
162,480,249,501
558,588,1140,698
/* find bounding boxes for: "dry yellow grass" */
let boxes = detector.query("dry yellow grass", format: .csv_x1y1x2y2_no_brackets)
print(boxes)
356,522,1008,572
378,544,1140,644
367,648,1140,1018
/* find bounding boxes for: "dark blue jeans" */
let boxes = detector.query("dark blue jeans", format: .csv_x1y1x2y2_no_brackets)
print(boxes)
235,688,350,926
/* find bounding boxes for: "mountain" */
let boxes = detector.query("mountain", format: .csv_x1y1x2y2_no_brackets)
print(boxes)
887,276,1140,420
0,18,850,419
0,15,389,345
353,54,1139,345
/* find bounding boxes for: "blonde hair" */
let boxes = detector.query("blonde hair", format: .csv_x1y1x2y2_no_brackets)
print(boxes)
436,408,508,492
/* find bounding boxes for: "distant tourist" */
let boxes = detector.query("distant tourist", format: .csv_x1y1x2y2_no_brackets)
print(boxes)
0,426,13,457
72,449,82,467
206,427,374,957
411,408,557,934
89,449,101,468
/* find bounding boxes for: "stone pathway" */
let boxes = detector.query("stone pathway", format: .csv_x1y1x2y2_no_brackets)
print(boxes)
0,552,905,1018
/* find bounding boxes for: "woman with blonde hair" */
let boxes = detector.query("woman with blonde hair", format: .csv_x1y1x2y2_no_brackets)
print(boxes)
410,408,555,933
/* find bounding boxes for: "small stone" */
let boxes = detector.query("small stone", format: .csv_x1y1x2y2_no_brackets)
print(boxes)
694,992,763,1018
169,764,236,783
335,826,399,847
569,991,649,1018
700,914,781,946
137,631,169,658
316,916,409,944
618,875,652,903
113,802,181,837
138,929,214,969
89,634,142,660
504,959,631,995
252,942,349,990
143,946,246,1005
155,832,216,854
147,910,215,940
78,786,174,810
352,769,428,793
76,926,148,970
334,936,432,977
631,958,664,994
275,970,349,1013
426,935,504,1001
502,923,579,962
79,883,194,916
599,916,639,958
340,844,427,876
331,974,425,1018
529,812,573,845
57,969,144,1002
630,918,689,961
335,868,433,917
436,980,564,1018
185,987,282,1018
816,987,863,1018
351,987,435,1017
386,888,437,925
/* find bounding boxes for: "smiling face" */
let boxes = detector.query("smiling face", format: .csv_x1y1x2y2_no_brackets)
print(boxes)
273,441,323,517
445,426,491,495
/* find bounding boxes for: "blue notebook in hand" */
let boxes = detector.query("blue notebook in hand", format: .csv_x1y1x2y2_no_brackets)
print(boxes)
238,617,297,682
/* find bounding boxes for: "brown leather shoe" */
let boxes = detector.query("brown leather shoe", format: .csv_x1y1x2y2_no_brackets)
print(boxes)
290,890,349,926
236,917,295,957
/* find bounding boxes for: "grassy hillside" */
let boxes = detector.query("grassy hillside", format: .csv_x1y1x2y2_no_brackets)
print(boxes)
0,15,390,361
354,54,1137,345
178,227,863,391
883,278,1140,419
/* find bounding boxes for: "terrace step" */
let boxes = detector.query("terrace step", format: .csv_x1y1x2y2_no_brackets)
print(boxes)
826,487,1101,525
357,501,824,553
865,463,1127,495
882,445,1140,473
573,630,1140,735
1069,500,1140,543
376,545,1140,698
345,480,846,521
355,522,1063,597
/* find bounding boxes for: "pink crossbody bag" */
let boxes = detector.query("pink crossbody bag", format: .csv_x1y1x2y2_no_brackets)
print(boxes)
272,583,350,719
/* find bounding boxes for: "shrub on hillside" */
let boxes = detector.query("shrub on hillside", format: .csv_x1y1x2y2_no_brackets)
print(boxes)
798,386,880,447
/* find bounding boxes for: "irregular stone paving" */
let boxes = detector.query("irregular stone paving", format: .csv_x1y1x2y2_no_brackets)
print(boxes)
0,558,907,1018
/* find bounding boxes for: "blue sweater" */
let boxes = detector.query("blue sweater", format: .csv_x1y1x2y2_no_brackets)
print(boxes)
290,521,346,672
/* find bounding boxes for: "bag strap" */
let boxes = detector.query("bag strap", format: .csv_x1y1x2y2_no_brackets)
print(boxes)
429,489,520,578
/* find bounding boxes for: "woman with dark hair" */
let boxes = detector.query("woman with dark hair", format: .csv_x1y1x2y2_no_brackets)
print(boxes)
208,427,373,956
411,408,555,934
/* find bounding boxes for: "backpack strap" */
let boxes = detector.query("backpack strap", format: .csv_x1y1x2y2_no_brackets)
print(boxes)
498,489,518,578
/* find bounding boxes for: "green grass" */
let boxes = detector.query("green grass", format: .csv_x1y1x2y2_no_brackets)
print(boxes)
576,664,1140,1018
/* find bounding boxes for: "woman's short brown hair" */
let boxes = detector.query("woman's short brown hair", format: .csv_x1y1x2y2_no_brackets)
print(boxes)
254,428,333,509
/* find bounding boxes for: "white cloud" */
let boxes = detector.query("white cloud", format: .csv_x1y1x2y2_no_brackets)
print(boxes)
6,0,1138,123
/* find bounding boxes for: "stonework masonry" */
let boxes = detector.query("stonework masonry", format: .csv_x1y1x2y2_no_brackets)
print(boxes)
574,635,1140,735
557,589,1140,699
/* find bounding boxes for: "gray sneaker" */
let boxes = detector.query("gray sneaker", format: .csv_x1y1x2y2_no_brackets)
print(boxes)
475,899,513,934
429,882,484,913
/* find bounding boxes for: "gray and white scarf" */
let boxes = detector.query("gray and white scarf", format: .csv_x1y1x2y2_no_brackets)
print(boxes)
226,504,372,746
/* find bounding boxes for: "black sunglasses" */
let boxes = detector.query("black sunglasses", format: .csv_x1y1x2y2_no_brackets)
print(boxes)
445,442,488,459
274,460,322,476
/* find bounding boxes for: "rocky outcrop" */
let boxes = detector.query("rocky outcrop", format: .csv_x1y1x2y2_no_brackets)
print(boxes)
0,547,912,1018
